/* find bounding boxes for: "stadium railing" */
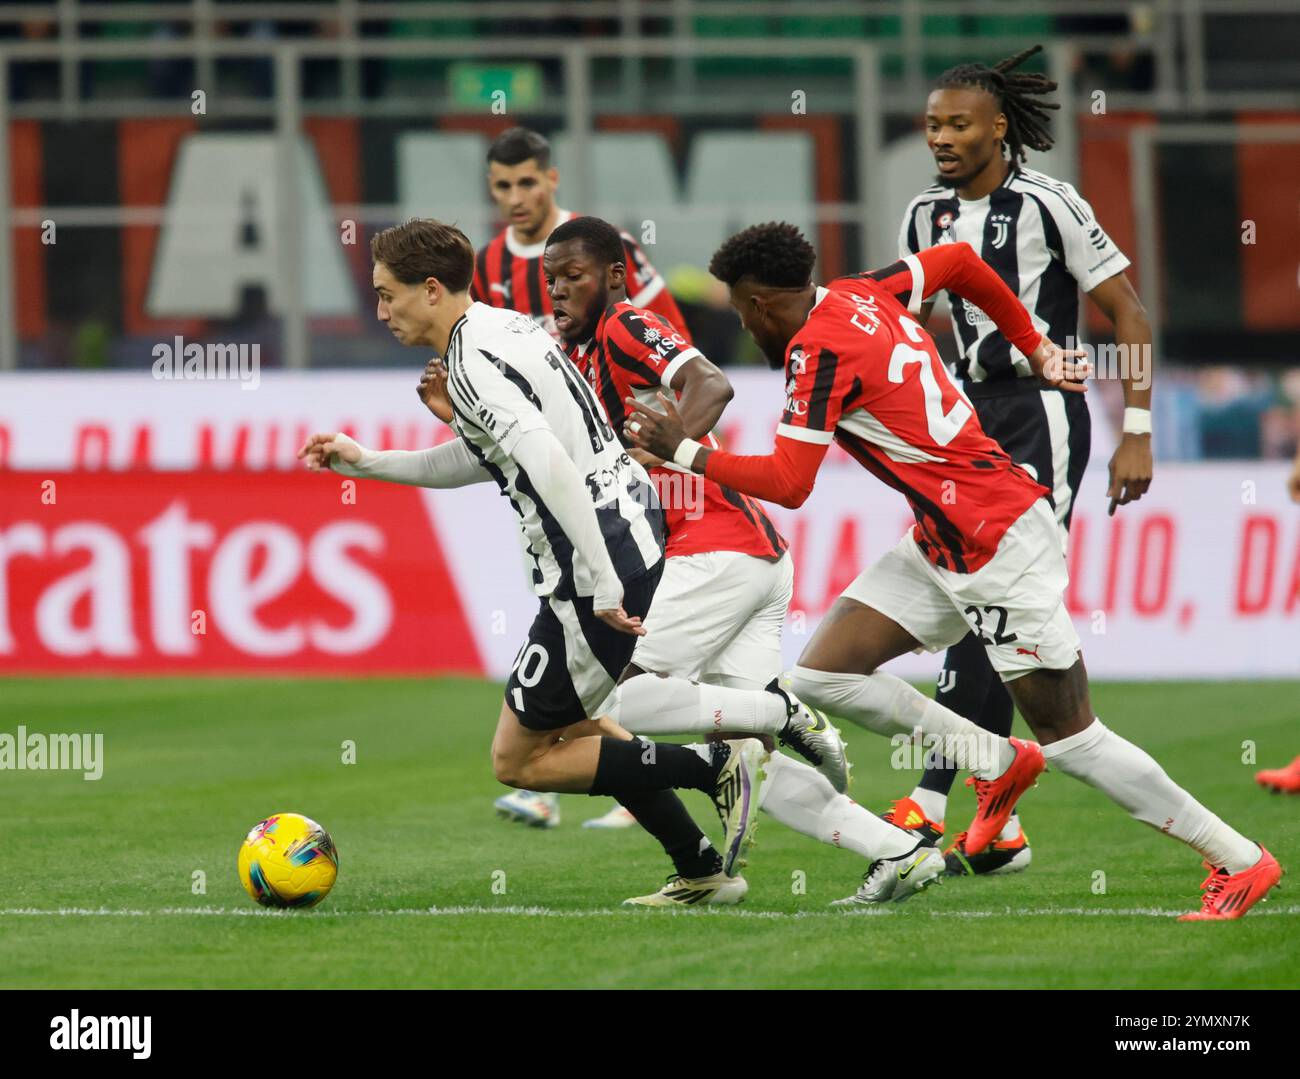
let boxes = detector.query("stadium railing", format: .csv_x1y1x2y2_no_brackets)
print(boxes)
1,8,1298,371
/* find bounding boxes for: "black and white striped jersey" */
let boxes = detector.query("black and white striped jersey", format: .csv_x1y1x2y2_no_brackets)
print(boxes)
898,165,1130,383
443,302,665,600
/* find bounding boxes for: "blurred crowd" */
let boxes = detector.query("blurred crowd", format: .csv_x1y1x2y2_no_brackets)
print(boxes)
1,0,1173,103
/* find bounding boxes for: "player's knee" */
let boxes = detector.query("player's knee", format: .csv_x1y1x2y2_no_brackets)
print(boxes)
788,665,861,715
790,665,905,737
491,749,529,789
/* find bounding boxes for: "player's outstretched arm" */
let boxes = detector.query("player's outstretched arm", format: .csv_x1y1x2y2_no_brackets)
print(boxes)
296,432,490,489
509,427,642,635
882,244,1090,393
909,243,1045,354
625,392,828,509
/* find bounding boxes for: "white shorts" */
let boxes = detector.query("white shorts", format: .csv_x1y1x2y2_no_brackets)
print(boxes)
842,499,1080,681
632,550,793,688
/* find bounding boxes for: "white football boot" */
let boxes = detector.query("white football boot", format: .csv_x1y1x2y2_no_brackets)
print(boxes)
767,676,851,794
623,872,748,907
494,790,560,828
710,738,769,877
582,804,639,829
831,843,944,907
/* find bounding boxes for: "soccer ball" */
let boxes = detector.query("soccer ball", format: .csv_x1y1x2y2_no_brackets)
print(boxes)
237,812,339,909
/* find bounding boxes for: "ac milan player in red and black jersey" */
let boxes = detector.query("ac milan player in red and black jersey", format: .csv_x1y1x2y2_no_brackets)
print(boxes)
471,127,689,343
628,223,1281,919
544,215,948,907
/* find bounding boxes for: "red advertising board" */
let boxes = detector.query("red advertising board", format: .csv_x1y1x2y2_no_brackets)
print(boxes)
0,471,482,675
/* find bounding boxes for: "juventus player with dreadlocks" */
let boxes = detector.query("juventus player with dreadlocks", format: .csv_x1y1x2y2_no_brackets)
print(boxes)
889,45,1156,876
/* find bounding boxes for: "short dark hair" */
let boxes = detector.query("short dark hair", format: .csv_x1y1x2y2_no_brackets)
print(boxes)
370,218,474,293
487,127,552,170
709,222,816,289
545,215,625,268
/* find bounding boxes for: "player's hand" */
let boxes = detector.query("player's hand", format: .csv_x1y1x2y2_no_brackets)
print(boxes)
1028,336,1090,394
1289,453,1300,504
297,431,362,472
417,358,454,424
628,447,666,469
624,392,687,462
1106,434,1153,516
594,606,647,636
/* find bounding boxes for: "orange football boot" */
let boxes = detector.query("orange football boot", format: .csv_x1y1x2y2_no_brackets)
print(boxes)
879,796,944,847
1179,846,1282,921
1256,756,1300,794
963,737,1045,854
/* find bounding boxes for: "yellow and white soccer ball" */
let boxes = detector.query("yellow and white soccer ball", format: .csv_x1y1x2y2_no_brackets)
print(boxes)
237,812,339,909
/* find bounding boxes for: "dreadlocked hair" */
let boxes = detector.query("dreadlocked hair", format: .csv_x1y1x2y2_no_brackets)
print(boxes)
935,44,1058,163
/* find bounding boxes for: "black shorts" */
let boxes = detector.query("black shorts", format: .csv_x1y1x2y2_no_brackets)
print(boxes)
966,379,1091,534
506,561,664,732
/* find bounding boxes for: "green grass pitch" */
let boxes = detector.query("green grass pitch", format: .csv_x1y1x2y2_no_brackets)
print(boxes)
0,676,1296,989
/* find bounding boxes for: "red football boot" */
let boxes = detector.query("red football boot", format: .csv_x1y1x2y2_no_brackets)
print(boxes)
1256,756,1300,794
1179,846,1283,921
963,737,1045,854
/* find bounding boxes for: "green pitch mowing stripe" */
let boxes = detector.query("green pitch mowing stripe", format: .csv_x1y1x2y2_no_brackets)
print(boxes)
0,677,1296,989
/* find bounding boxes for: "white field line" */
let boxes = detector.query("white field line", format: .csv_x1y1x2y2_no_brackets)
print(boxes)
1,904,1297,920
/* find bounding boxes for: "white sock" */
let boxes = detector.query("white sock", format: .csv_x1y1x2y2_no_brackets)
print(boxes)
1042,719,1261,874
789,666,1015,780
612,674,788,736
998,812,1021,842
909,786,947,824
758,752,916,860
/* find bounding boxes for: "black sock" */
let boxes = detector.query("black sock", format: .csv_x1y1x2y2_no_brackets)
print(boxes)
589,737,717,797
617,790,723,879
920,632,1010,796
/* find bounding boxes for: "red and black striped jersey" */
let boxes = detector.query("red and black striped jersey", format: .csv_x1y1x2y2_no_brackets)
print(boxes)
472,209,692,345
773,249,1047,572
699,244,1054,572
572,300,787,561
769,248,1045,574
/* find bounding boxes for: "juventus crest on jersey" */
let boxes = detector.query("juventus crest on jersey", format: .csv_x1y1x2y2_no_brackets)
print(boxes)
899,166,1130,384
441,303,664,601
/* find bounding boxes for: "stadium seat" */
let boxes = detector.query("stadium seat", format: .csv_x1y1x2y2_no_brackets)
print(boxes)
397,133,493,248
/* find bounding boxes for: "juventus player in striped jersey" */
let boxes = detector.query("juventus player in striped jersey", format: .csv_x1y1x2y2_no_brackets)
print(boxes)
545,216,938,906
628,222,1281,921
890,46,1156,875
472,125,692,828
471,127,689,343
297,219,775,878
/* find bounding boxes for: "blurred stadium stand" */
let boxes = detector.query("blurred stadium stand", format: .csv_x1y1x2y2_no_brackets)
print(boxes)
1,1,1298,462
